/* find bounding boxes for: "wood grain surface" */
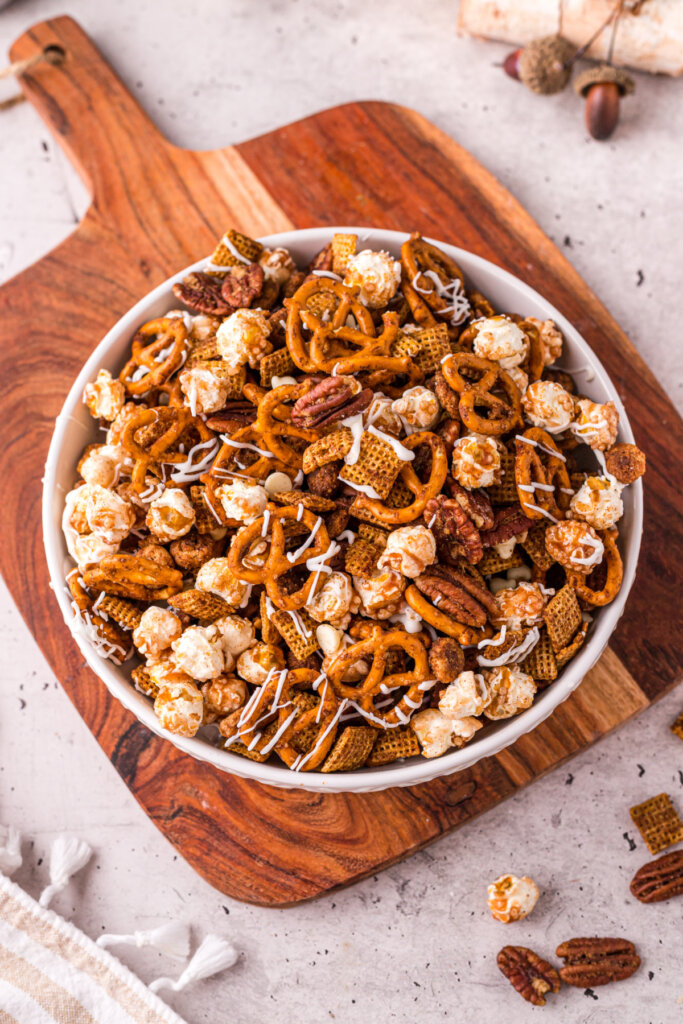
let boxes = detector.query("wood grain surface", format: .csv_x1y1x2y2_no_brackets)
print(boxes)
0,16,680,907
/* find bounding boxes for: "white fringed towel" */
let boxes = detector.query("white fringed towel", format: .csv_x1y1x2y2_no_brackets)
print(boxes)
0,873,187,1024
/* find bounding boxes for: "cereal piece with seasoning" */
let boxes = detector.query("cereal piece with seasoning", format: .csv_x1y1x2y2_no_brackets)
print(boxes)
545,520,604,573
488,874,540,923
377,524,437,578
451,434,503,490
570,398,619,450
569,476,623,530
84,369,126,421
521,380,574,434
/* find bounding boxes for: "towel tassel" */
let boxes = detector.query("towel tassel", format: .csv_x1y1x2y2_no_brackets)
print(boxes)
149,934,238,994
39,834,93,908
97,920,191,959
0,825,22,877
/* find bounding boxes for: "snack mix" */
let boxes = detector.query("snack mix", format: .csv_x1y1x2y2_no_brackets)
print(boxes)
62,229,646,773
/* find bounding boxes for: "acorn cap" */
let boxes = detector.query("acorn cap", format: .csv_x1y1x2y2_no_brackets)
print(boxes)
574,64,635,98
518,35,575,95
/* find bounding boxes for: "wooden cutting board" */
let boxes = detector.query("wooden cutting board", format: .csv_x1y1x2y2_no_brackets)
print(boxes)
1,16,680,908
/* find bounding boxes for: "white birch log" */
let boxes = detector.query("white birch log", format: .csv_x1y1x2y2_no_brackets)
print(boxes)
457,0,683,76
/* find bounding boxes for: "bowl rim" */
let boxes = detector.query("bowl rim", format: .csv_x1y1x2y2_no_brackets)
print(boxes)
42,226,643,793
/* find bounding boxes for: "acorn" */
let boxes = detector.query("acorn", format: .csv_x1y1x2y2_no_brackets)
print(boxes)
517,35,575,94
503,49,522,81
574,64,635,140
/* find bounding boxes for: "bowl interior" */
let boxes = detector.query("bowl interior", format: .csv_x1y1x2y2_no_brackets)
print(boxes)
43,227,642,793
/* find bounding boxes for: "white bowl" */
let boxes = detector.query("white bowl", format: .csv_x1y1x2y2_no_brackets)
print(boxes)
42,227,643,793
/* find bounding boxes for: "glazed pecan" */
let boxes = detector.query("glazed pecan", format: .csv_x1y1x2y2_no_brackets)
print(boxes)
480,505,536,547
437,417,461,457
324,506,350,539
630,850,683,903
424,495,483,565
220,263,265,308
604,443,647,485
136,540,175,569
428,637,465,684
433,369,461,419
169,529,223,572
415,564,494,627
282,270,306,299
308,243,333,273
172,272,233,316
205,401,255,433
447,479,494,530
307,461,342,498
292,377,372,429
555,938,640,987
497,946,561,1006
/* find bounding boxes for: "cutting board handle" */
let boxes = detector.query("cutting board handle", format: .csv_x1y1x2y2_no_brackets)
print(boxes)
9,16,169,207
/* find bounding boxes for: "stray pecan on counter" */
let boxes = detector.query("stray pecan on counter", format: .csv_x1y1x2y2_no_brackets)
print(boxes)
555,937,640,986
497,945,561,1006
629,849,683,903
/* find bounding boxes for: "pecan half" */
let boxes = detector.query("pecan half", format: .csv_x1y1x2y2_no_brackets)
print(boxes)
433,369,461,419
204,401,255,432
307,461,342,498
292,377,372,429
429,637,465,684
630,850,683,903
497,946,561,1006
220,263,265,309
308,243,333,273
555,938,640,987
447,479,494,530
424,495,483,565
480,505,536,547
415,564,493,627
172,272,233,316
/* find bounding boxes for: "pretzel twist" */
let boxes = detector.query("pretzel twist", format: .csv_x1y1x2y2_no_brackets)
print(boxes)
120,406,213,491
227,505,332,610
274,669,341,770
120,317,188,396
400,233,466,319
350,431,448,525
441,352,523,436
568,529,623,606
514,427,571,522
326,629,430,728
